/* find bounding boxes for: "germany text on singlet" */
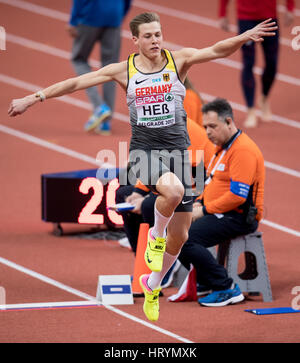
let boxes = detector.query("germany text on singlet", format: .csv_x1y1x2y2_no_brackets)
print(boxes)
126,49,191,151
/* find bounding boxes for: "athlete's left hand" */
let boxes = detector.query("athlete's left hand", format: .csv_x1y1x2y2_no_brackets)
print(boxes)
245,18,278,42
8,96,36,117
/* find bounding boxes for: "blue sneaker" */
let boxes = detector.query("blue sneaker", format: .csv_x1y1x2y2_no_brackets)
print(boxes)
95,120,111,135
198,283,244,307
84,103,111,132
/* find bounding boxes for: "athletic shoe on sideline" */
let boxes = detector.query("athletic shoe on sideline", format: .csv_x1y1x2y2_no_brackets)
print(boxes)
161,259,181,288
198,283,244,307
118,237,131,250
84,103,111,132
144,228,166,272
139,274,161,321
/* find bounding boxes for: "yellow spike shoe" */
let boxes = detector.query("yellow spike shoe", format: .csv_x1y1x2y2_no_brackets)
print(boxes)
144,228,166,272
139,274,161,321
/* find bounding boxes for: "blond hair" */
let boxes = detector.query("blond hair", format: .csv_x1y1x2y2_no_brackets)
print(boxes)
129,12,161,37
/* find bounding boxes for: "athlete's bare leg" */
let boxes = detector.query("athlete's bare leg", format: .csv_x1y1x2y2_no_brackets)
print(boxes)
165,211,192,255
144,172,184,271
147,211,192,290
155,172,184,219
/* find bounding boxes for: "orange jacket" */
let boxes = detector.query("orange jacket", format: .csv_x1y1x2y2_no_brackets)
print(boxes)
186,117,215,168
183,89,203,127
196,131,265,221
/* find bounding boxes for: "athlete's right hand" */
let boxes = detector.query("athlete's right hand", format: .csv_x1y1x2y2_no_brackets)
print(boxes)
8,96,34,117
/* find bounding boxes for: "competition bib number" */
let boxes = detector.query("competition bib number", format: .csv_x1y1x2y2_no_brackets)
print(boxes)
136,93,175,128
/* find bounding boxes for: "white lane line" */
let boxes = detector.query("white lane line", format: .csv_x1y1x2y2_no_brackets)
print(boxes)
0,123,101,166
7,33,75,63
0,256,97,301
103,304,194,343
0,301,101,311
2,0,300,88
0,122,299,238
260,220,300,238
0,256,194,343
0,0,69,21
264,160,300,179
278,4,300,17
6,32,100,69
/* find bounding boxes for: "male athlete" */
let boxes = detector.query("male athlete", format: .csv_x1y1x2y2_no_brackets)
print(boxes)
8,12,277,321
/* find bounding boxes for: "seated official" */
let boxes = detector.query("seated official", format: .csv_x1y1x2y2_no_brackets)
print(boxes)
178,98,265,307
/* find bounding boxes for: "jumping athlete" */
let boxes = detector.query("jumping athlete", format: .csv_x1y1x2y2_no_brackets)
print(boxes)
8,12,277,321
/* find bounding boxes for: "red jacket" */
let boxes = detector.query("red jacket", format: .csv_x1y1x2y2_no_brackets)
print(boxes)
219,0,295,20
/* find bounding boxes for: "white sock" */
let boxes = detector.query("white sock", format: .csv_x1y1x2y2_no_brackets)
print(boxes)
151,204,174,239
147,252,179,290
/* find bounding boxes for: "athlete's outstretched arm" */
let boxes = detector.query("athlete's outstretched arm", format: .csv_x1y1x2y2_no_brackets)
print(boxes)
8,61,127,117
177,18,277,70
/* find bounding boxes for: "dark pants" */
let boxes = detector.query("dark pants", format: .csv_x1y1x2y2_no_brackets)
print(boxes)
239,19,279,108
178,211,258,291
115,185,157,254
71,24,121,112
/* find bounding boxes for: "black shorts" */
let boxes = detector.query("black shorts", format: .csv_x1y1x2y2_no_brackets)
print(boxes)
128,149,193,212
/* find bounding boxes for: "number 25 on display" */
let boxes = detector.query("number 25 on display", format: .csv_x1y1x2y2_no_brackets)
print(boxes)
291,26,300,51
78,177,123,226
291,286,300,310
